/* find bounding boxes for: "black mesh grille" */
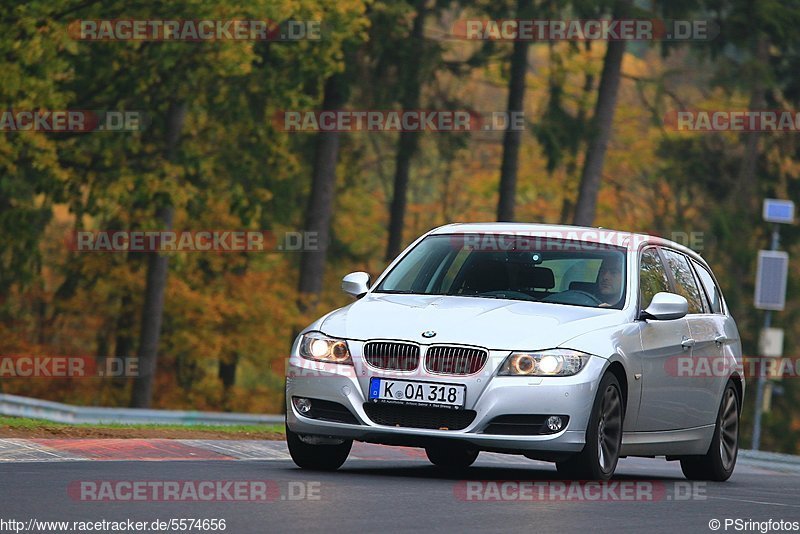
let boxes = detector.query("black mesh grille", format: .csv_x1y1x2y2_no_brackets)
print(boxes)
295,398,360,425
425,346,488,375
363,342,420,371
482,414,569,435
363,403,476,430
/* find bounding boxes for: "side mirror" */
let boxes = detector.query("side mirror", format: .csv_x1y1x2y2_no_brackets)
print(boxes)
639,292,688,321
342,271,370,298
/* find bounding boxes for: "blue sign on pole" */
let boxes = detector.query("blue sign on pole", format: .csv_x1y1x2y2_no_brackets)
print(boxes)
763,199,795,224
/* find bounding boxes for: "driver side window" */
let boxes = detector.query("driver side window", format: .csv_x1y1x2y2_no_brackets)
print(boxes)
639,248,670,309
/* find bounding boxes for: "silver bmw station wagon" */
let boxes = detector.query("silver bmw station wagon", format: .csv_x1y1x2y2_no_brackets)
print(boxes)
285,223,743,481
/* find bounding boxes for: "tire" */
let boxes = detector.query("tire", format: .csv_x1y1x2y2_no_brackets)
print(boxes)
680,381,739,481
285,424,352,471
556,373,624,481
425,444,479,470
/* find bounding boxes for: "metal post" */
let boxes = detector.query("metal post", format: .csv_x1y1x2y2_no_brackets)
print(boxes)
751,224,780,451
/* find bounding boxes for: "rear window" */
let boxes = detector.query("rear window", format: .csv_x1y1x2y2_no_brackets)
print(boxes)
692,260,724,314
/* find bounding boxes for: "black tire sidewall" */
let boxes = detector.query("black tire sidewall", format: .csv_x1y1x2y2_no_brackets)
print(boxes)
582,373,624,479
710,382,739,479
425,444,478,468
285,424,352,470
679,380,739,481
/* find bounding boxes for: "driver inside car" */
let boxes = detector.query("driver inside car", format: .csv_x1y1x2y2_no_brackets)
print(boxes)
596,257,624,307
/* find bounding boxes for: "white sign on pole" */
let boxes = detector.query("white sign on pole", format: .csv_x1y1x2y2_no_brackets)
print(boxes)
754,250,789,311
758,327,784,358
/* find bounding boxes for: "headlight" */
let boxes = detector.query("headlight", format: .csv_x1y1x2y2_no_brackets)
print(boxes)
299,332,352,364
498,349,589,376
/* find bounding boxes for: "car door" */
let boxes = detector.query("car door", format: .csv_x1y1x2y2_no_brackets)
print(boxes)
690,258,741,424
660,248,718,428
633,247,695,431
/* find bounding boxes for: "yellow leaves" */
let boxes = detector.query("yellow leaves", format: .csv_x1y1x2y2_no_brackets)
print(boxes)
211,43,256,76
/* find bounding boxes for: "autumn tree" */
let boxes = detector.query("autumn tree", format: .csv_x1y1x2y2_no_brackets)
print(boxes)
572,0,632,226
496,0,534,222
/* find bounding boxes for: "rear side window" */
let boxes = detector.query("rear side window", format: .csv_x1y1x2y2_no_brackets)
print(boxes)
661,249,704,314
692,260,723,314
639,248,670,309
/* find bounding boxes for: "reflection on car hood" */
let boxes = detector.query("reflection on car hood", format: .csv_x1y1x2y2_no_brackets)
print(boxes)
319,294,627,350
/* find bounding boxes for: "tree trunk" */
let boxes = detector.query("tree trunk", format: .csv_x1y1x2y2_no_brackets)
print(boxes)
572,0,630,227
130,101,186,408
385,1,427,261
735,35,768,216
297,74,347,310
218,353,238,389
560,42,595,224
496,0,532,222
218,351,239,411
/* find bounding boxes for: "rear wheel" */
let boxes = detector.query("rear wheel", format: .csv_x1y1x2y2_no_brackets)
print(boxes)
556,373,624,481
285,424,352,471
425,444,479,470
680,381,739,481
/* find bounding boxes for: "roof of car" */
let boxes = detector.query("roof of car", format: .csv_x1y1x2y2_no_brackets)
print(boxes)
428,222,705,264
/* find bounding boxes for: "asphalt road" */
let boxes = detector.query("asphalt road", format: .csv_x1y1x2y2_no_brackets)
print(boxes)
3,452,800,534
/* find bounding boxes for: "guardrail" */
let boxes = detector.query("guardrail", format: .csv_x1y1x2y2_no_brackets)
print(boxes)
3,394,799,466
0,394,283,426
739,448,800,470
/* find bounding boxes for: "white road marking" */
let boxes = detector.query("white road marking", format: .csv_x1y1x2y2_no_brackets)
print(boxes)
180,439,292,460
0,439,84,461
707,496,800,508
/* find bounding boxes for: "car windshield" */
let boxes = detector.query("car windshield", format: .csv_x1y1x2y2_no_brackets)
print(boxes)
374,234,627,309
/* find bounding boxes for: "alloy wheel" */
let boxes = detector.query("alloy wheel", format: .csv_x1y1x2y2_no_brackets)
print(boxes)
718,387,739,471
597,384,622,473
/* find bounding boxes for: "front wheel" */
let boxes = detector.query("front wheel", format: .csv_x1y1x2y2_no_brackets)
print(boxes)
680,381,739,481
286,425,352,471
556,373,624,481
425,444,479,470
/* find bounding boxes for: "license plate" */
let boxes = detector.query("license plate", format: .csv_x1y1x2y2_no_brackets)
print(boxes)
368,378,466,409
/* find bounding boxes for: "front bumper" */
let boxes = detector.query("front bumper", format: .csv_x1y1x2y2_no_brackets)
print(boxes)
285,349,607,454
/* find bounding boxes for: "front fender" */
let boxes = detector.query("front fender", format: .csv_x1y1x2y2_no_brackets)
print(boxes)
561,321,644,432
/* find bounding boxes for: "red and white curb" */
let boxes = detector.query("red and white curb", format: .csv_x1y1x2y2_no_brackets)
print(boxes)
0,438,535,465
0,439,436,463
0,438,243,462
0,438,794,474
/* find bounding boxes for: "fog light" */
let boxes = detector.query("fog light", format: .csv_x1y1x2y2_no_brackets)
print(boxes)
294,397,312,414
545,416,563,432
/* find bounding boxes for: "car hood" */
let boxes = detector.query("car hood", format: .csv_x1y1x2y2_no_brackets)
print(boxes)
319,294,628,350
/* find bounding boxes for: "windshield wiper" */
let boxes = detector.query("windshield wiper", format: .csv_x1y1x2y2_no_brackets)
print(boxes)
447,293,507,300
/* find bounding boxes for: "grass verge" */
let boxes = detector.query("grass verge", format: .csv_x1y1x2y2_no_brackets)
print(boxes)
0,415,285,440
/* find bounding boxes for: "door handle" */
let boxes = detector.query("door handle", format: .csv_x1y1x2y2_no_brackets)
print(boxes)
681,338,696,349
714,334,728,345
